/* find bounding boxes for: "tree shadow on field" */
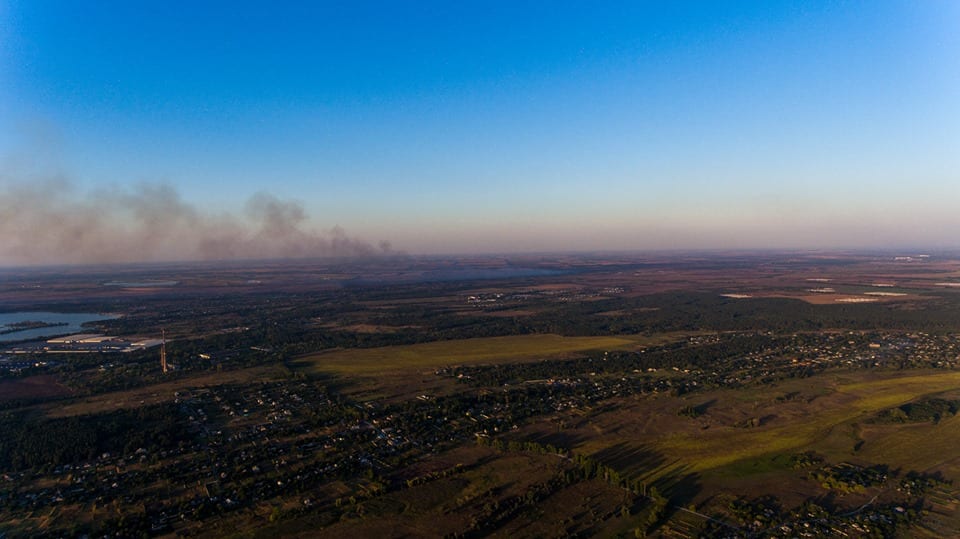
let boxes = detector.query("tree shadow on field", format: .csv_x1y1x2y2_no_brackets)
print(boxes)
294,369,355,397
693,398,718,415
591,442,667,478
654,465,702,505
524,429,589,449
648,464,703,529
809,491,839,513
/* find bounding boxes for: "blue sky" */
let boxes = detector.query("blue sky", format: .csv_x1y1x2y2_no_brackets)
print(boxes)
1,1,958,261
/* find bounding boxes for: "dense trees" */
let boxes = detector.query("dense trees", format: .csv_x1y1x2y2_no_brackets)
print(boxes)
0,403,190,471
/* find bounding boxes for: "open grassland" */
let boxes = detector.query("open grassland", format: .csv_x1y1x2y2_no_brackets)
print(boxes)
675,371,960,472
509,369,960,532
293,333,701,403
858,413,960,470
653,370,960,473
297,333,693,376
834,371,960,410
521,370,960,482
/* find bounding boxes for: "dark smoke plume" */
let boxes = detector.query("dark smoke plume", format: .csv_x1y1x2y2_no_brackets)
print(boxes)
0,179,392,265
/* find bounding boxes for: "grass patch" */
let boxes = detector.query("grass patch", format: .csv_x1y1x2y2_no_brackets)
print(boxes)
296,334,667,375
527,369,960,492
859,413,960,470
716,453,795,477
653,371,960,474
837,371,960,410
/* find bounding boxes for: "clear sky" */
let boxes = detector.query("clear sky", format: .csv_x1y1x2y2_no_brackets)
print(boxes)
1,1,958,264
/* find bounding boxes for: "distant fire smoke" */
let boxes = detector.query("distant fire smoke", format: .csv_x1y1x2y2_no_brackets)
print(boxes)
0,179,393,265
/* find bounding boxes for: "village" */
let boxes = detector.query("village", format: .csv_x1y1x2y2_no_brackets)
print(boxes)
3,327,959,536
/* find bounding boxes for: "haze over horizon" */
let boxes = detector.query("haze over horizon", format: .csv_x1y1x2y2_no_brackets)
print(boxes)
2,1,958,265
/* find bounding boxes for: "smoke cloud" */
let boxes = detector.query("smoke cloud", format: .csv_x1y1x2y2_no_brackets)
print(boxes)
0,179,393,265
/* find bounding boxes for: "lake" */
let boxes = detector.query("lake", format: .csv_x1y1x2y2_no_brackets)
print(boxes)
0,312,119,343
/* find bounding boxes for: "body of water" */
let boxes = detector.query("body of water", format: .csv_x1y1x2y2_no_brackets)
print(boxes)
0,312,119,343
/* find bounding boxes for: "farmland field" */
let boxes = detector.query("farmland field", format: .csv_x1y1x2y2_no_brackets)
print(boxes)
296,333,694,375
510,368,960,529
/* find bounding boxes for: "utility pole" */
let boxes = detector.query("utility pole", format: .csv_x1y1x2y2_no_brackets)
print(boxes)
161,329,168,374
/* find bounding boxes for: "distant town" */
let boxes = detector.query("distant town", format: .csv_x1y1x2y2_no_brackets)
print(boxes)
2,333,162,356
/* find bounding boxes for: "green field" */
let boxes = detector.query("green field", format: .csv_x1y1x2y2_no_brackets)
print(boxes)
531,369,960,484
297,333,690,375
655,370,960,472
503,368,960,533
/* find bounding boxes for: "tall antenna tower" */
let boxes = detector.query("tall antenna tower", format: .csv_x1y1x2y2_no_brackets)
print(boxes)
161,329,168,374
